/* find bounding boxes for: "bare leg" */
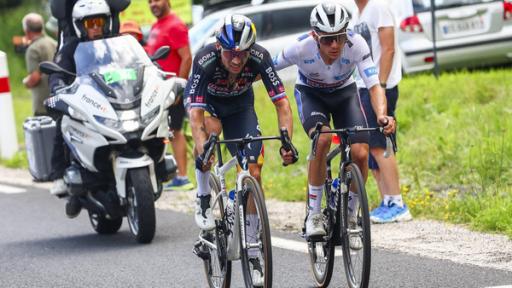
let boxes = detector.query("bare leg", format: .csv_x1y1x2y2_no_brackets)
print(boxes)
171,129,188,177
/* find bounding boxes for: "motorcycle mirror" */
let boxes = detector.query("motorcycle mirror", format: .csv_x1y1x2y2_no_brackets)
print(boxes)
150,46,170,62
39,61,76,77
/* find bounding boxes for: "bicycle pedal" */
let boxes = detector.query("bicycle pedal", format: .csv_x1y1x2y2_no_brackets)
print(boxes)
192,242,210,260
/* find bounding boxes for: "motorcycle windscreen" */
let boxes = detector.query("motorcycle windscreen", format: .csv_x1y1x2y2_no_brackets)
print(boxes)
74,35,152,109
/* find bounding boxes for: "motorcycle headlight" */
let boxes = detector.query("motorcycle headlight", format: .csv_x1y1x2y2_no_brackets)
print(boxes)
94,115,121,130
94,115,140,133
141,106,160,127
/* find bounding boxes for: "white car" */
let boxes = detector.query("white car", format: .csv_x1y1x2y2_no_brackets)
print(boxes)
392,0,512,73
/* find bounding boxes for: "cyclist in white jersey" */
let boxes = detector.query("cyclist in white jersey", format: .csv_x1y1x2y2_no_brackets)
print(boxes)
273,1,395,237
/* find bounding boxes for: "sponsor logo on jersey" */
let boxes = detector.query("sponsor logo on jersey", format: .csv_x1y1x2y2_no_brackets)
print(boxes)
304,59,315,64
189,74,201,95
364,67,378,77
341,58,350,64
265,67,280,86
309,72,320,78
250,49,264,63
198,51,216,67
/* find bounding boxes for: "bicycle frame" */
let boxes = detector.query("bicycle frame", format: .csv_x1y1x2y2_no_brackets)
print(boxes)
198,135,282,261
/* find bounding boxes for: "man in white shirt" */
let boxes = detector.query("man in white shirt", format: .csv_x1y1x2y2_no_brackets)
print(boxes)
353,0,412,223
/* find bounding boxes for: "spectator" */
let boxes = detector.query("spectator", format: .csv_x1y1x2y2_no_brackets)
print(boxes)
146,0,193,191
120,20,144,45
22,13,57,116
353,0,412,223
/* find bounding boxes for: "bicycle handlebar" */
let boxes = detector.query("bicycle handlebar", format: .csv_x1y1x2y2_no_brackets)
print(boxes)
310,122,393,159
200,128,299,168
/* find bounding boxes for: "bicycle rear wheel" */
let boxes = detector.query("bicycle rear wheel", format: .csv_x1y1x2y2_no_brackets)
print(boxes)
240,175,272,288
340,163,371,288
203,174,232,288
308,183,336,288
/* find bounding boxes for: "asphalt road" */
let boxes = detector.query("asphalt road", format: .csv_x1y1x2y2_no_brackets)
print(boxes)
1,183,511,288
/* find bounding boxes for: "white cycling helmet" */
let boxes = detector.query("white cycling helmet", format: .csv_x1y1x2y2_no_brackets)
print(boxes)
72,0,112,39
310,2,350,33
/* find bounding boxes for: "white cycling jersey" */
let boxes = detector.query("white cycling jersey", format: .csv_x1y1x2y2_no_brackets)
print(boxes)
273,31,380,92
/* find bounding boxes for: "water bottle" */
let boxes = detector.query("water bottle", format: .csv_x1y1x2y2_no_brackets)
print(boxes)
330,179,339,209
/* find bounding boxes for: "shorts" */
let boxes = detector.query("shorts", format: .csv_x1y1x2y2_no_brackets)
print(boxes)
185,89,263,164
294,83,369,144
360,85,399,170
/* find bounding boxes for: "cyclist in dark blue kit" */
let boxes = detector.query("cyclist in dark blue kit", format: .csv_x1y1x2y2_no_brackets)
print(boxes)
184,14,297,286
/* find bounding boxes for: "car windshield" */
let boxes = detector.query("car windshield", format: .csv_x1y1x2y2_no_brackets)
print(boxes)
413,0,500,11
74,35,152,107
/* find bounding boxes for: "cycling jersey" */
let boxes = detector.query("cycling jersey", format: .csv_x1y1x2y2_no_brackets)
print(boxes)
184,42,286,113
184,42,286,164
273,31,379,92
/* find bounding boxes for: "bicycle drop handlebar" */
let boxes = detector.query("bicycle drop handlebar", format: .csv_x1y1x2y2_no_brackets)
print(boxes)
201,128,298,168
310,122,393,159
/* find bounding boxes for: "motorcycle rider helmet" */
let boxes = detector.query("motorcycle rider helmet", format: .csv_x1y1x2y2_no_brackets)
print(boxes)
310,2,350,33
216,14,256,51
72,0,112,39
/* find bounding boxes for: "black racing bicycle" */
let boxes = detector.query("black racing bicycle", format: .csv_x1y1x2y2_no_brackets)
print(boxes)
305,122,392,288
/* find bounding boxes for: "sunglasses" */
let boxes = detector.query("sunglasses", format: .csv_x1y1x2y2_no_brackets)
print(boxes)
84,17,105,29
221,49,249,60
315,32,347,46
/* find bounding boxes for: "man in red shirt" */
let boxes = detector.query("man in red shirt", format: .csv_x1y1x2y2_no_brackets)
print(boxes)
146,0,193,190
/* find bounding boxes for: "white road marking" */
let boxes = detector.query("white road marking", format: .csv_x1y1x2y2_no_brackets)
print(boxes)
0,184,26,194
271,236,343,257
484,286,512,288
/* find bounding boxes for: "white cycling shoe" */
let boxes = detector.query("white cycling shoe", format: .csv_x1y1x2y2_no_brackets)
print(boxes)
195,195,215,230
306,213,326,237
249,258,264,287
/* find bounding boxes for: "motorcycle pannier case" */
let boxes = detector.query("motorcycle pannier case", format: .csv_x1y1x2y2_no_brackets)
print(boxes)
23,116,56,181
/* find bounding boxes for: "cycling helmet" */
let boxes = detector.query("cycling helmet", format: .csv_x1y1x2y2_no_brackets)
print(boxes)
72,0,112,39
310,2,350,33
216,14,256,51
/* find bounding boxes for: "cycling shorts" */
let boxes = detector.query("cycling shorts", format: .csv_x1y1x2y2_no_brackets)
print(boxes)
294,83,369,144
185,89,263,165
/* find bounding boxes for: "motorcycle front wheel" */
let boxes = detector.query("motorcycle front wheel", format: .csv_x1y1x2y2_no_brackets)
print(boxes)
126,167,156,244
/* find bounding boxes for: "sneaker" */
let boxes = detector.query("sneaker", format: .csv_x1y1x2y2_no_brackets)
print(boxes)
163,177,194,191
306,213,326,237
50,179,68,196
195,195,215,230
371,203,413,224
370,201,388,218
65,196,82,218
249,257,264,287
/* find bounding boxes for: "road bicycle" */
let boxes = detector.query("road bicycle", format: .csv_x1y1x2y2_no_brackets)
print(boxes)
194,129,298,288
305,122,392,288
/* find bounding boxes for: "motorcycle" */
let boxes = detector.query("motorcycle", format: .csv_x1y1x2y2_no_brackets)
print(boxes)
40,35,185,243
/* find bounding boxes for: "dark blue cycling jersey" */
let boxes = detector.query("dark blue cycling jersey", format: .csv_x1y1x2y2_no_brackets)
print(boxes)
184,42,286,113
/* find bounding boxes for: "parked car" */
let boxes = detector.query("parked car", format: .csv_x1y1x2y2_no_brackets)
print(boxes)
189,0,354,80
393,0,512,73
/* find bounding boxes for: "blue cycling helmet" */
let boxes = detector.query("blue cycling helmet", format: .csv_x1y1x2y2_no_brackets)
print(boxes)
216,14,256,51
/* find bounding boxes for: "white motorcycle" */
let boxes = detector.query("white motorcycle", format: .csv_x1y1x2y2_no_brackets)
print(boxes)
40,35,185,244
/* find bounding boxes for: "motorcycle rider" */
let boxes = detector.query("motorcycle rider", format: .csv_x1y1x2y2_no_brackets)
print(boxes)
48,0,113,218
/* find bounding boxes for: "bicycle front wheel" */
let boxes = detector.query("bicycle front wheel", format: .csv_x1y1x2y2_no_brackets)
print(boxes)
239,175,272,288
203,174,232,288
308,183,336,288
341,163,371,288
